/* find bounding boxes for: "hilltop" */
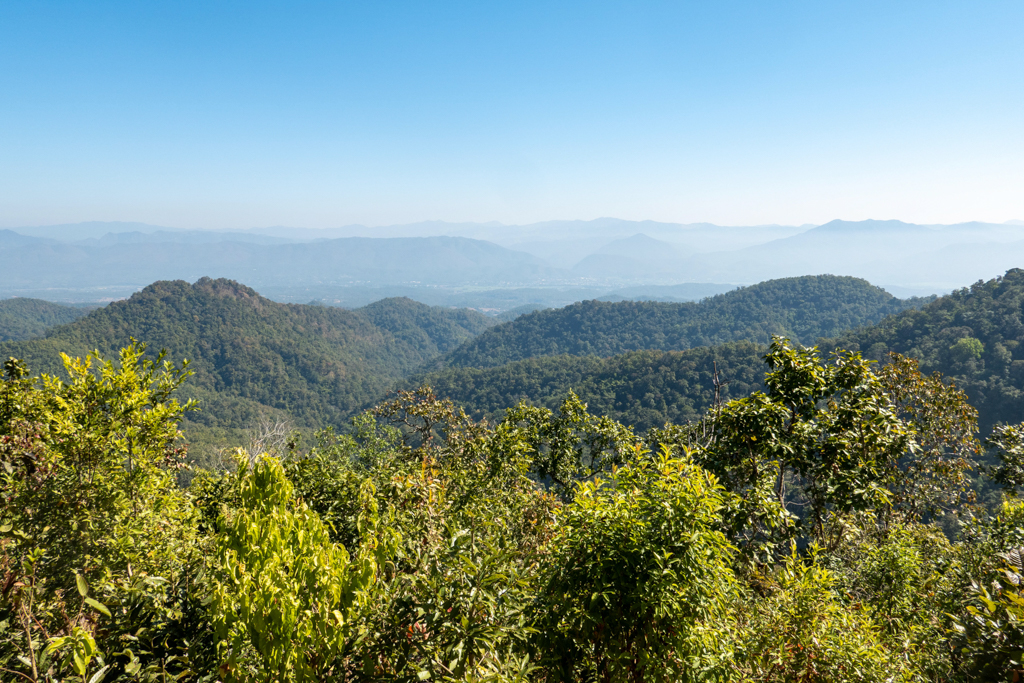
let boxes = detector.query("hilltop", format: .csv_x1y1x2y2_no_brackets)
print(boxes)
0,278,493,458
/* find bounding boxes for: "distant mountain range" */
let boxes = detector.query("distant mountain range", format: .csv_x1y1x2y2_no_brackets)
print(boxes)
4,218,1024,304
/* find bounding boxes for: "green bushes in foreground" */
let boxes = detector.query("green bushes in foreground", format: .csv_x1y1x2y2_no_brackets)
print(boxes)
5,338,1024,681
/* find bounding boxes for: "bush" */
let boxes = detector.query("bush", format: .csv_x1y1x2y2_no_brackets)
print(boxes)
534,448,738,682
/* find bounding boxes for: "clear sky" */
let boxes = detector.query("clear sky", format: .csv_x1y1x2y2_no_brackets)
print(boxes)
2,1,1022,229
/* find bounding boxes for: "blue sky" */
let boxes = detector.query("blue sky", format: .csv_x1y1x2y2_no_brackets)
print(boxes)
2,1,1022,229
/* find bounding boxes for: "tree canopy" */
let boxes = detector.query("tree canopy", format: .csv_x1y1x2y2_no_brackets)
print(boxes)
0,298,88,342
444,275,927,369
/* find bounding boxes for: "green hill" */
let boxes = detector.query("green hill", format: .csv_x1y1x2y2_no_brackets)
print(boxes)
427,269,1024,437
829,268,1024,433
444,275,926,369
0,297,89,341
0,278,493,458
426,342,766,432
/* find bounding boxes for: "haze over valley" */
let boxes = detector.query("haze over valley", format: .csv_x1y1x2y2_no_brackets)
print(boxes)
4,217,1022,308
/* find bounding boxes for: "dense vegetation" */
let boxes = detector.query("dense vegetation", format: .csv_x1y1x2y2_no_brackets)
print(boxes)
429,271,1024,440
425,342,766,432
0,298,88,342
444,275,926,369
0,279,492,461
7,338,1024,681
831,268,1024,433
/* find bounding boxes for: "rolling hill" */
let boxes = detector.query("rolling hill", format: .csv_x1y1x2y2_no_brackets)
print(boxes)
828,267,1024,433
442,275,926,369
0,298,90,341
0,278,494,460
424,269,1024,438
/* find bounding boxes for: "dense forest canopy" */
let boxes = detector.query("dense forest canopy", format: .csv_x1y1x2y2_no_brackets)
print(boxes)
0,297,89,342
829,268,1024,433
6,336,1024,681
425,271,1024,440
0,279,493,461
444,275,927,369
425,342,766,432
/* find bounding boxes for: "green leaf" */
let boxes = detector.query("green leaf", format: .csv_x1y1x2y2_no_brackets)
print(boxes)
76,572,89,597
85,597,111,618
88,664,111,683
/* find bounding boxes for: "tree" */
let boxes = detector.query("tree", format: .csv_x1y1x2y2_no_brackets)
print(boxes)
535,448,737,683
211,453,380,682
0,342,204,682
495,391,638,499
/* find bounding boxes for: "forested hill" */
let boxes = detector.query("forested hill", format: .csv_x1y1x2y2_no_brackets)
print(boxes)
427,269,1024,437
444,275,925,369
828,268,1024,433
0,297,89,341
0,278,492,437
427,342,766,432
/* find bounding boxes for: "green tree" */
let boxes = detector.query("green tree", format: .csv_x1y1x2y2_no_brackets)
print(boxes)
211,453,381,682
535,448,737,682
0,342,205,682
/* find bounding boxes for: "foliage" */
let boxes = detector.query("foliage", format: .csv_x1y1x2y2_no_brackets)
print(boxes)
0,299,88,343
735,549,916,682
876,353,980,522
987,422,1024,494
534,449,737,682
495,391,640,498
5,331,1024,682
425,343,766,433
0,343,208,682
359,388,557,680
666,338,912,559
445,274,924,369
950,497,1024,679
211,453,380,682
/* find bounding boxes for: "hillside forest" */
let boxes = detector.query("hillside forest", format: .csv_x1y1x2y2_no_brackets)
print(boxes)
6,270,1024,680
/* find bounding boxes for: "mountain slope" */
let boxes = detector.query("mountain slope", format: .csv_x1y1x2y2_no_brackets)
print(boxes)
426,343,766,432
428,269,1024,437
676,220,1024,289
0,298,90,341
444,275,924,369
0,280,492,438
828,268,1024,433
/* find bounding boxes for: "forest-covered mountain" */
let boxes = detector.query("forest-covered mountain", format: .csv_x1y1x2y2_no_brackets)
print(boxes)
426,269,1024,437
443,275,926,369
426,342,766,431
10,269,1024,454
828,267,1024,433
0,297,89,341
0,278,492,451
